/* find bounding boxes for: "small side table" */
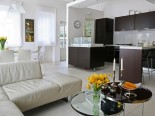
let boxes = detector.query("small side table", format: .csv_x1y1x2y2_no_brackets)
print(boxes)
101,82,152,116
71,91,124,116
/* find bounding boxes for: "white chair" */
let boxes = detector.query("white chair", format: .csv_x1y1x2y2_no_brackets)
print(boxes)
37,46,45,62
18,49,31,61
0,50,14,63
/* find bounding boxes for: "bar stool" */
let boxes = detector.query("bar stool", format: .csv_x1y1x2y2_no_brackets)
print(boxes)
142,49,150,81
148,49,155,77
18,49,31,61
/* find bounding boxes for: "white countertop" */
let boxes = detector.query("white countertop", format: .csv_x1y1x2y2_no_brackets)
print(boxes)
120,46,155,50
70,44,104,47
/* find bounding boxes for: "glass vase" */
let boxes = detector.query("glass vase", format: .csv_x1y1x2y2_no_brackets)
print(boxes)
93,91,100,116
1,42,5,50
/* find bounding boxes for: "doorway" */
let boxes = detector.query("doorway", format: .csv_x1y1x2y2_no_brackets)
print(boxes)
60,21,66,61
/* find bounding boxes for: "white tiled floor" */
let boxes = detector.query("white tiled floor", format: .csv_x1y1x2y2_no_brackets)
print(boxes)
24,61,155,116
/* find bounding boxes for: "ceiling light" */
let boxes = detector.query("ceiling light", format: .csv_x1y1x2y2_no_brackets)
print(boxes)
8,0,26,14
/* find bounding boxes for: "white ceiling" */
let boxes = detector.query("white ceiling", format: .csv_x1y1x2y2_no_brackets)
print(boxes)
68,0,105,8
63,0,155,11
62,0,155,4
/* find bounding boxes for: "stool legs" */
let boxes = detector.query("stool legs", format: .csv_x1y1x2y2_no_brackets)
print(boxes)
147,58,151,80
151,58,153,78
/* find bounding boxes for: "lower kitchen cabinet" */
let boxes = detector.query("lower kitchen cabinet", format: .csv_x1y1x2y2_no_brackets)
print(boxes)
105,46,115,63
69,47,105,69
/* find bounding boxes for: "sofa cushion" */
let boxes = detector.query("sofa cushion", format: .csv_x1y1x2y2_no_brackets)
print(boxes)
43,72,82,97
0,100,24,116
0,61,42,86
2,79,60,112
0,87,9,101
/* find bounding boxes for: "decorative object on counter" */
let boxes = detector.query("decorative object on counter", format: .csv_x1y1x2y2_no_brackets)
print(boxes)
129,10,134,15
86,73,111,116
152,41,155,46
0,36,7,50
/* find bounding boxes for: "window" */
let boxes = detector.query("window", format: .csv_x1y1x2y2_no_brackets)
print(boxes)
60,21,66,48
36,6,56,46
0,5,22,47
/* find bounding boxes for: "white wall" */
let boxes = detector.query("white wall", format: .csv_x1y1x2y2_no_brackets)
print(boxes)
68,7,104,44
103,0,155,45
0,0,67,62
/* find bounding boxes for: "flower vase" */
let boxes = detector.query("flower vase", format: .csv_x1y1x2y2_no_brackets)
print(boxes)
93,91,100,116
1,42,5,50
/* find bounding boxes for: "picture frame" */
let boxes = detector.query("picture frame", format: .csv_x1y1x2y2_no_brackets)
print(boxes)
25,19,34,42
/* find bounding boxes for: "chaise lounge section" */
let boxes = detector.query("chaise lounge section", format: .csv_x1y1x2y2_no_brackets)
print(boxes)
0,61,82,115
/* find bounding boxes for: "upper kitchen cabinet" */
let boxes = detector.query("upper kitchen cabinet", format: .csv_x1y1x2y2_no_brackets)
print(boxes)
135,11,155,30
115,15,135,31
95,18,114,45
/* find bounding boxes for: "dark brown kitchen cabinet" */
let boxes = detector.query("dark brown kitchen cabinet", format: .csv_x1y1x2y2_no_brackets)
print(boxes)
119,48,142,83
69,47,78,66
95,18,113,45
135,11,155,30
115,15,135,31
69,47,105,69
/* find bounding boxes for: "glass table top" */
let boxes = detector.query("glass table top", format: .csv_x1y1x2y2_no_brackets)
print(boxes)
71,91,103,116
71,91,123,116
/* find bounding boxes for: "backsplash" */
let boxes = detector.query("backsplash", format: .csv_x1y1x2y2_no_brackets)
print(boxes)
114,30,155,46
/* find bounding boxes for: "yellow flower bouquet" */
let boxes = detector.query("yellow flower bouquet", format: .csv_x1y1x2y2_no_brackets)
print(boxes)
0,36,7,50
86,73,111,115
87,73,111,91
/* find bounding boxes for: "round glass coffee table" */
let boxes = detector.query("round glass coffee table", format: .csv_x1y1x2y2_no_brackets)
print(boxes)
71,91,124,116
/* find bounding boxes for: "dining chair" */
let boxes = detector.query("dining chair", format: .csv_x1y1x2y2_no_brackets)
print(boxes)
18,49,31,61
37,46,45,63
0,50,14,63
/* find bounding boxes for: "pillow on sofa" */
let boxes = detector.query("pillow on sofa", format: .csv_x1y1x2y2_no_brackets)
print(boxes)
0,61,42,86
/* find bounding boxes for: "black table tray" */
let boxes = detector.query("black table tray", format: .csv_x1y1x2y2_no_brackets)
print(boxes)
101,82,152,103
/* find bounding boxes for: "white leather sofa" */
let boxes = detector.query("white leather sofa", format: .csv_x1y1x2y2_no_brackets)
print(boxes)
0,61,82,116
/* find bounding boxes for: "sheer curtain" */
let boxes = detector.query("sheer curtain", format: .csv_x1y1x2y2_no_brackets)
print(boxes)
36,6,56,46
0,5,22,47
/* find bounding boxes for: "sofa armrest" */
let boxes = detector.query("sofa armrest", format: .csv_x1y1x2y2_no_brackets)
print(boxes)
0,100,24,116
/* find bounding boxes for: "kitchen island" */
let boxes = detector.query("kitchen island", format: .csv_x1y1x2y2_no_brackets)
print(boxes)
119,46,155,83
69,46,105,70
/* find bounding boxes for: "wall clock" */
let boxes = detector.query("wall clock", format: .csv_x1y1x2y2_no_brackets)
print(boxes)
74,21,81,28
